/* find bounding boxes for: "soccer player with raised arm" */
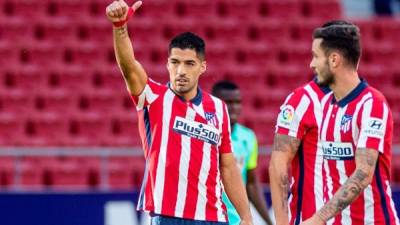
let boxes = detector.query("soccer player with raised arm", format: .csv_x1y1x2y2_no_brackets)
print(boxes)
106,1,253,224
301,20,399,225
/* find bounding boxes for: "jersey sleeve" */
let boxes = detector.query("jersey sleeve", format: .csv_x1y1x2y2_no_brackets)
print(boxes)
130,78,165,110
357,98,391,153
246,132,258,170
275,91,311,140
219,102,233,154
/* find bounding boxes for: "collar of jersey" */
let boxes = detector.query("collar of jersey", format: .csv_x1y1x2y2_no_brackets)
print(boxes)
167,82,203,106
331,79,368,107
312,76,331,94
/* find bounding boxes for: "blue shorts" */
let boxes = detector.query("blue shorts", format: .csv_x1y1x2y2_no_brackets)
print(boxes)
150,215,229,225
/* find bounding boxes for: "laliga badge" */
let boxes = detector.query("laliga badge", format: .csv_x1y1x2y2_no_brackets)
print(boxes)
277,105,295,128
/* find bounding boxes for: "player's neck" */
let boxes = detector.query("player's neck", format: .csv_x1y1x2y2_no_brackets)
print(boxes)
330,70,360,101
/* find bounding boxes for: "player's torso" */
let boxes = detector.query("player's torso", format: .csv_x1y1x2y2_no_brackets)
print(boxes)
141,88,228,221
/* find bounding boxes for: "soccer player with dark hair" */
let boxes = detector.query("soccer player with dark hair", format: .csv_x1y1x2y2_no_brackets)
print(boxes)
269,61,331,224
106,1,253,225
301,20,399,225
212,81,273,225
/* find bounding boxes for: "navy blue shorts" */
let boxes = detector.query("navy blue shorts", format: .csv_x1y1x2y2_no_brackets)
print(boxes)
150,215,229,225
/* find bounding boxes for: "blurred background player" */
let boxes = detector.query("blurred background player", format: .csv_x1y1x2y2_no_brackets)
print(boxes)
269,70,331,224
302,20,399,225
212,81,273,225
106,0,253,224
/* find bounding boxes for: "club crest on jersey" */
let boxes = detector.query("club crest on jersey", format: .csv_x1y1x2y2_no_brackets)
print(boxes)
340,114,352,133
173,116,220,145
204,112,218,127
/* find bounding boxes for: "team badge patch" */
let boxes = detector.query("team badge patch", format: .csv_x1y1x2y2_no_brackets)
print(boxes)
204,112,218,127
340,114,353,133
277,105,295,128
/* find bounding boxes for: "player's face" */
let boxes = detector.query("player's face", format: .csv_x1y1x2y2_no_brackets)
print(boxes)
167,48,206,98
310,38,334,86
216,89,241,125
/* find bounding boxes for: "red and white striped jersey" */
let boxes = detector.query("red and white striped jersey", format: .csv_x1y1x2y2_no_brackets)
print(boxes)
320,80,399,225
275,79,331,225
131,79,232,222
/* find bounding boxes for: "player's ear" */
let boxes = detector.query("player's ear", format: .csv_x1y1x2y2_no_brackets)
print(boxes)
329,52,340,68
200,60,207,74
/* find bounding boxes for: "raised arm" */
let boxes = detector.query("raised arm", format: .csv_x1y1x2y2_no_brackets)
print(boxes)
269,133,301,225
106,0,147,95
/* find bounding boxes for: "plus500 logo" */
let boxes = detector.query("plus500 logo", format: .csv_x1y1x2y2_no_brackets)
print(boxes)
173,117,220,145
322,141,354,160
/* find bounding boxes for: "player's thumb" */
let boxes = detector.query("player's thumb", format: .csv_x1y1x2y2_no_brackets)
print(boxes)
131,1,142,12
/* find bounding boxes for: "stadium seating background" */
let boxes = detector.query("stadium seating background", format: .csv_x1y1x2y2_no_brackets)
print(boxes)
0,0,399,190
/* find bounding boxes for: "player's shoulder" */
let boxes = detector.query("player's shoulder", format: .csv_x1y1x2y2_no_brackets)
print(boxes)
365,86,388,103
207,91,226,106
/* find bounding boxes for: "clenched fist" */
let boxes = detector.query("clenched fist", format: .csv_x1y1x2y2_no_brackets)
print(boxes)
106,0,142,25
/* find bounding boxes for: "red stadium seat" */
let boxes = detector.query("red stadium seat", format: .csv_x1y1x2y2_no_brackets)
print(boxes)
67,112,110,146
0,41,19,65
19,157,45,187
33,16,75,42
246,18,291,43
256,154,271,184
0,89,34,116
301,0,342,19
46,157,90,188
259,0,302,19
24,112,69,146
288,18,323,42
19,41,63,66
0,157,14,187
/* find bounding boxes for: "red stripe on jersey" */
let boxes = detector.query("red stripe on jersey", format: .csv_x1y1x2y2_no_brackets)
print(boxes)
205,144,218,221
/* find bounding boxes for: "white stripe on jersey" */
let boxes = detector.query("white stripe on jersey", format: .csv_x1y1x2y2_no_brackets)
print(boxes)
174,107,197,217
212,98,226,222
304,84,325,211
195,143,211,220
153,90,175,214
322,103,334,209
136,83,159,110
288,96,310,137
364,185,375,225
334,106,352,225
351,93,372,147
386,181,400,225
379,104,389,152
358,99,373,150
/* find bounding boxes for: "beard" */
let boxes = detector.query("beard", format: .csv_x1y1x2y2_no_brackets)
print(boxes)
317,62,335,87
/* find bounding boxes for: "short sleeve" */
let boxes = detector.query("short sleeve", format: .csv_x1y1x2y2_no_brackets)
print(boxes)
357,98,391,153
219,103,233,154
130,79,166,110
246,133,258,170
275,91,311,140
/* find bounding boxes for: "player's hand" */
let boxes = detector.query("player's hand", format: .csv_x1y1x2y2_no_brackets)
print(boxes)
299,214,325,225
105,0,142,24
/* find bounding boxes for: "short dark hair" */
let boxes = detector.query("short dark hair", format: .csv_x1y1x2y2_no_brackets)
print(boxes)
211,80,239,96
169,32,205,60
313,20,361,68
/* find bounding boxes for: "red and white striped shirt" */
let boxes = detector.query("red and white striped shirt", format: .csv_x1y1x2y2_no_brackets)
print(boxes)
131,79,232,222
275,80,331,225
320,80,399,225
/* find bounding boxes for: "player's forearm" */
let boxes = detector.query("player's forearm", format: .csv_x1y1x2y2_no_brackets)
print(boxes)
221,166,252,222
269,160,290,225
317,168,372,222
247,182,273,225
113,25,138,79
